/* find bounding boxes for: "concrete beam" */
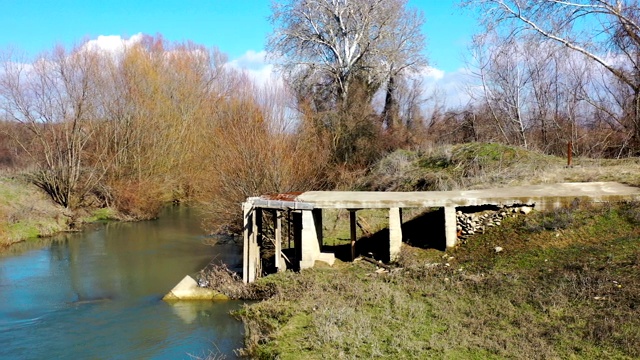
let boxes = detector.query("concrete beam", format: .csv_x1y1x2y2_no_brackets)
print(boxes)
248,207,257,283
389,207,402,262
444,206,457,248
296,182,640,209
247,207,262,283
256,209,263,279
298,209,335,268
247,197,314,210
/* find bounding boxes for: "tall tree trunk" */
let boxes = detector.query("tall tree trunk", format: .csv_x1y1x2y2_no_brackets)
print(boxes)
382,75,399,130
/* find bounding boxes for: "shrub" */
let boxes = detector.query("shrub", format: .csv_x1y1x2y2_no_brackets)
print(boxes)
523,207,577,233
109,180,164,220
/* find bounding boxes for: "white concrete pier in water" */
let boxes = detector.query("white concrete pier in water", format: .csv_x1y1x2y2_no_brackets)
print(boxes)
242,182,640,283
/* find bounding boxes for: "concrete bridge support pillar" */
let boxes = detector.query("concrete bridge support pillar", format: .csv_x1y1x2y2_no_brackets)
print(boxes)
444,206,457,248
389,207,403,262
242,202,250,283
300,209,322,269
242,203,262,283
274,210,284,272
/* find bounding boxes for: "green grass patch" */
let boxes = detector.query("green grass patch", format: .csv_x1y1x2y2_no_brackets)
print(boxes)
83,207,117,222
321,209,390,247
7,222,40,239
0,177,30,204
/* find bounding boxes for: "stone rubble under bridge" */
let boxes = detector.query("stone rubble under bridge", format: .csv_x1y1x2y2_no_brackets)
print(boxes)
242,182,640,283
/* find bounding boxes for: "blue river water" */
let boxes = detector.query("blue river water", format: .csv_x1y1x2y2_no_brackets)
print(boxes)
0,206,244,359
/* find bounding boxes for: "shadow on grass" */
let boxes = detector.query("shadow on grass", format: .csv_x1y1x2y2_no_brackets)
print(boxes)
323,209,447,263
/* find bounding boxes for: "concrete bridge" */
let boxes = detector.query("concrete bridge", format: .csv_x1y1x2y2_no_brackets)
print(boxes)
242,182,640,283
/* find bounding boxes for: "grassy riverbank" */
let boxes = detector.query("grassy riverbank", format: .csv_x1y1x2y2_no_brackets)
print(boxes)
0,176,66,248
0,175,117,249
232,144,640,359
236,202,640,359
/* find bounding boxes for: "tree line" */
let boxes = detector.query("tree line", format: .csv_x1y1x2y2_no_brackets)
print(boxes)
0,36,326,229
451,0,640,157
1,0,639,231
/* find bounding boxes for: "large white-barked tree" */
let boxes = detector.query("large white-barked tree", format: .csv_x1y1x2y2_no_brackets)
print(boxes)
268,0,427,130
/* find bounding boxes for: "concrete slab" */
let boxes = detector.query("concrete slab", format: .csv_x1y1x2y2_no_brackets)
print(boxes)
296,182,640,210
317,252,336,266
163,275,229,301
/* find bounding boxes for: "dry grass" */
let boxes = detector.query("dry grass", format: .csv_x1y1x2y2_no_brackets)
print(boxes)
198,262,278,300
359,143,640,191
0,176,68,248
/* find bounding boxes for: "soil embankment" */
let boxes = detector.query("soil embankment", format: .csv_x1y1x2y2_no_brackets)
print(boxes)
0,176,116,250
0,176,68,248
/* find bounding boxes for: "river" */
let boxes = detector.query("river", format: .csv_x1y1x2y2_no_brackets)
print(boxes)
0,206,244,359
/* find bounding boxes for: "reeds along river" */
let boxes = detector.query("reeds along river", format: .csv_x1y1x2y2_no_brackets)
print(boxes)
0,206,244,359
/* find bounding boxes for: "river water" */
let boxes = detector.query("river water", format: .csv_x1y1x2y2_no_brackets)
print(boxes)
0,206,244,359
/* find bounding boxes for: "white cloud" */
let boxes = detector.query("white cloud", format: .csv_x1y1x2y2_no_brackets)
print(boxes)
423,66,445,81
227,50,475,109
234,50,268,67
81,33,144,54
227,50,279,87
419,66,474,109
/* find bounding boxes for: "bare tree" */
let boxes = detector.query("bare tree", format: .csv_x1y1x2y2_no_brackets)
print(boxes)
464,0,640,152
0,46,103,207
268,0,427,166
469,32,534,147
267,0,427,115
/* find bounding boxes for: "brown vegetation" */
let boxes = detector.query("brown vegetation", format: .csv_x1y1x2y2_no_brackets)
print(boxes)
0,36,333,227
1,1,640,233
198,263,278,300
198,83,330,233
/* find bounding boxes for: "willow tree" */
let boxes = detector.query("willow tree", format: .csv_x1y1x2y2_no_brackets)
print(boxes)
268,0,427,130
464,0,640,154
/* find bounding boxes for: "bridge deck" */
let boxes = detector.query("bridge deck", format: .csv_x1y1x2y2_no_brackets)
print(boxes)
296,182,640,210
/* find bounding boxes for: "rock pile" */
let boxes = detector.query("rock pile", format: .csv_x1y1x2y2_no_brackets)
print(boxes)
456,204,533,243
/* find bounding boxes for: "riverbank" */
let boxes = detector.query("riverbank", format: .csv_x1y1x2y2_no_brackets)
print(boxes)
235,201,640,359
0,175,117,250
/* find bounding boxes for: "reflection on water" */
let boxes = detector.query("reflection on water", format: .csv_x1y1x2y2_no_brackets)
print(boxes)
0,206,244,359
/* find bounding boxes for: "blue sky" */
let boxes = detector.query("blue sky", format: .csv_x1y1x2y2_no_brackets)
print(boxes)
1,1,477,71
0,1,479,105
